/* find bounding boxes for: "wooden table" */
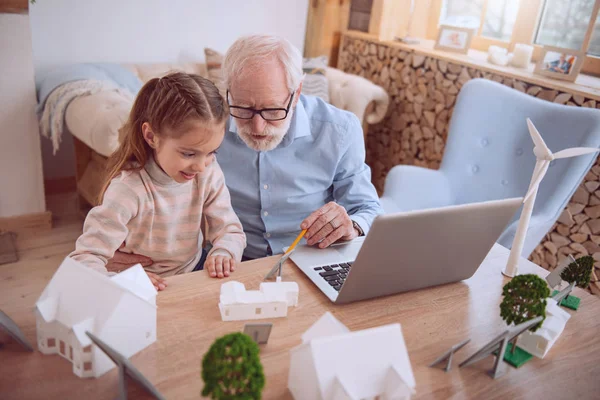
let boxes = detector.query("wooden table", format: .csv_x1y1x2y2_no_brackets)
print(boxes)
1,244,600,399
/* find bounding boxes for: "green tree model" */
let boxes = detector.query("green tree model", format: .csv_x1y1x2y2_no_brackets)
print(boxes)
201,332,265,400
500,274,550,352
560,255,594,289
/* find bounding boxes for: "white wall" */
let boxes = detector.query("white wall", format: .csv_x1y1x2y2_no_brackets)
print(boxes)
0,13,46,217
29,0,309,178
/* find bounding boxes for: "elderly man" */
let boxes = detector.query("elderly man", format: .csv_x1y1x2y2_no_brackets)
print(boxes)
108,35,382,276
219,34,382,260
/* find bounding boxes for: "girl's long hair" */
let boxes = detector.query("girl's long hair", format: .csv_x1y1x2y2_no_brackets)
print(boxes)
99,72,228,202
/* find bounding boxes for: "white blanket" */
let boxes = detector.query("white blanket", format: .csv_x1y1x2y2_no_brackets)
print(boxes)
39,80,134,154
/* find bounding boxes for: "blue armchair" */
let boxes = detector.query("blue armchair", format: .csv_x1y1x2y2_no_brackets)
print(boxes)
380,78,600,257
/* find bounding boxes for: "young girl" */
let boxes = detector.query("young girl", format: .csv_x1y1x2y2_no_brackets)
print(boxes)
69,72,246,290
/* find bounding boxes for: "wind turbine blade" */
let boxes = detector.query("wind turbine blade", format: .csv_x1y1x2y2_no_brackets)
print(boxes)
527,118,552,158
524,161,550,202
553,147,600,159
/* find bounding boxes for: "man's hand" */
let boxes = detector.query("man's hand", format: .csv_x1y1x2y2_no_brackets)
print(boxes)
106,251,153,273
205,255,236,278
301,202,358,249
146,271,167,291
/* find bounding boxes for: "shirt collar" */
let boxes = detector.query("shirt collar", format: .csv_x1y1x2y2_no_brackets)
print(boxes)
144,155,184,187
227,95,310,149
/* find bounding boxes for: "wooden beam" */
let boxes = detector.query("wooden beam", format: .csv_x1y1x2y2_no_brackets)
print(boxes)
427,0,443,40
581,0,600,53
369,0,402,41
510,0,544,51
0,211,52,233
304,0,351,66
0,0,28,14
409,0,433,39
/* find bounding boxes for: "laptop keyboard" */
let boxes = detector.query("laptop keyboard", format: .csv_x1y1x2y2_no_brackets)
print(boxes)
313,262,353,291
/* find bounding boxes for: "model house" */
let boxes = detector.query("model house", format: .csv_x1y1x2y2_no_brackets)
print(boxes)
35,257,157,378
288,312,416,400
219,280,299,321
517,298,571,359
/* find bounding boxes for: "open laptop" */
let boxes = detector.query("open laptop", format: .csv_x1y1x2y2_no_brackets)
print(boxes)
289,197,523,304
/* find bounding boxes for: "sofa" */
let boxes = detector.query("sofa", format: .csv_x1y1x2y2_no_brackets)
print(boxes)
60,62,390,210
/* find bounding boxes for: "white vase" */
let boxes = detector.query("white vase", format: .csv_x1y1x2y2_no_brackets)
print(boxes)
511,44,534,68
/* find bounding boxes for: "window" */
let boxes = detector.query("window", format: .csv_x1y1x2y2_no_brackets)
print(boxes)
255,307,262,315
348,0,373,33
47,338,56,347
83,362,92,372
439,0,521,42
440,0,483,31
83,345,92,353
342,0,600,75
59,340,65,355
589,14,600,56
535,0,596,50
69,346,73,360
429,0,600,75
481,0,520,41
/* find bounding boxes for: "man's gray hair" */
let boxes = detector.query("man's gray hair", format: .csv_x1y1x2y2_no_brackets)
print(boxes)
222,35,303,92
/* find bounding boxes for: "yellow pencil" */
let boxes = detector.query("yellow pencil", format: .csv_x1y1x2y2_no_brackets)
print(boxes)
285,229,307,255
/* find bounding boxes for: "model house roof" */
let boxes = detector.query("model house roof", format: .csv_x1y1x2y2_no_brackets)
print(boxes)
291,312,416,399
35,257,157,346
301,311,349,343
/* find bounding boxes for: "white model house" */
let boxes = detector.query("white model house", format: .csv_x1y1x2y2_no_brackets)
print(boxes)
516,298,571,359
219,279,299,321
288,312,416,400
35,257,157,378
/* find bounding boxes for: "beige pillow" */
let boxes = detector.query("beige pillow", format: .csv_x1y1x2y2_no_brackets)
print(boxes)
301,55,330,103
204,48,226,97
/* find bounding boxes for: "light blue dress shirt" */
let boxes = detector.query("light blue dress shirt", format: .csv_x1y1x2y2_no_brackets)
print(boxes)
217,94,383,259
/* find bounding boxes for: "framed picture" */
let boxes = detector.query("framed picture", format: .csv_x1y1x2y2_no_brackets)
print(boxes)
534,46,584,82
434,25,474,54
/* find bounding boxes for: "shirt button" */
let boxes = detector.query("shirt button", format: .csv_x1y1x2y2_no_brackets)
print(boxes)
263,184,269,190
266,233,271,238
263,211,269,216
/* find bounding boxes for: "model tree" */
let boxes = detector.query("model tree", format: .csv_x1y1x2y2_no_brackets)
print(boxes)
555,255,595,310
561,255,594,289
500,274,550,353
201,332,265,400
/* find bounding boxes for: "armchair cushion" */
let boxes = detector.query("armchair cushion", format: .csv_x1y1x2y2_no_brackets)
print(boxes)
380,165,454,214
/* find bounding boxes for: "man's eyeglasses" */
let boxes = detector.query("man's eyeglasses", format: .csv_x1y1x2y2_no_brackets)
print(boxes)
227,90,294,121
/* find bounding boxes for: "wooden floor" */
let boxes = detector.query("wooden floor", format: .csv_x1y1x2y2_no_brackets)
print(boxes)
0,193,84,338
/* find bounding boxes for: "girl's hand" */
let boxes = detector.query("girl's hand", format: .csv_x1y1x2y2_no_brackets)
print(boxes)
205,255,236,278
146,271,167,291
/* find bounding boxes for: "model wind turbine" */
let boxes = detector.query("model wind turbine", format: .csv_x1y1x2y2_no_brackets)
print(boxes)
503,118,600,277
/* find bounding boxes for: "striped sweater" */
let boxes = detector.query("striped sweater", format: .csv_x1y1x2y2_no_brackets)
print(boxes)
70,156,246,276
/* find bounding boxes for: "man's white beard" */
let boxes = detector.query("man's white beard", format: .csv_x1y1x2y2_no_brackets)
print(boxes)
236,107,294,152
